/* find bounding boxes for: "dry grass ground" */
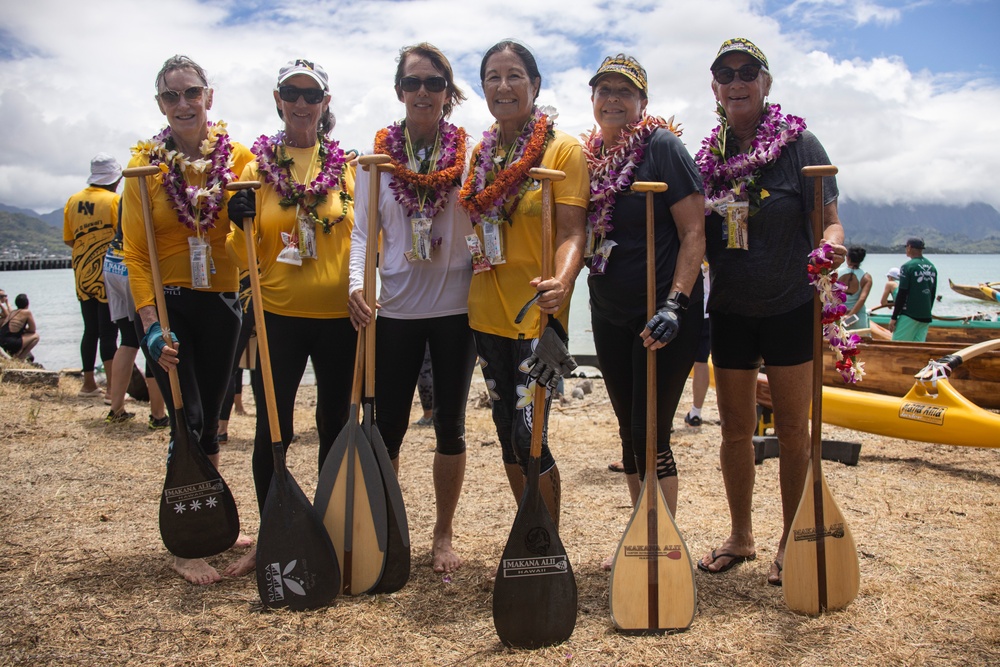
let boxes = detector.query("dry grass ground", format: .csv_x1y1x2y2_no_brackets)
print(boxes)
1,365,998,666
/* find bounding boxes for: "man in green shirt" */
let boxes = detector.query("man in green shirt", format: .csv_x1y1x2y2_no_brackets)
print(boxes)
889,237,937,341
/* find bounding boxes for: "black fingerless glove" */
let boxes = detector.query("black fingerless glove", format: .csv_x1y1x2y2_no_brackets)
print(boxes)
526,319,578,391
227,189,256,228
645,294,685,345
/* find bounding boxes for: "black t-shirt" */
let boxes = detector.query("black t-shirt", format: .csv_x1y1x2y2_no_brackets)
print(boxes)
588,129,704,321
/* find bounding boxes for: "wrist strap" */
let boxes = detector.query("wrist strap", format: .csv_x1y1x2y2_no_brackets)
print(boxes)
666,290,690,310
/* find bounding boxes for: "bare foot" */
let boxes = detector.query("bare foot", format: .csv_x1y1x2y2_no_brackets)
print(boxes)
224,546,257,577
432,533,462,573
173,557,222,585
233,533,254,549
601,553,614,571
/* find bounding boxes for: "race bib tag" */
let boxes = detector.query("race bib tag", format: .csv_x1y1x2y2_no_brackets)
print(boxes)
188,236,212,289
410,216,433,262
482,219,506,265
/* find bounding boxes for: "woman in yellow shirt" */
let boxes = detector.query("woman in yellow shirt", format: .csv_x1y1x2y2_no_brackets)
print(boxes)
224,60,357,578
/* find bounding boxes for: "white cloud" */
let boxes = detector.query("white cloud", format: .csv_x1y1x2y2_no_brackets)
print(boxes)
0,0,998,215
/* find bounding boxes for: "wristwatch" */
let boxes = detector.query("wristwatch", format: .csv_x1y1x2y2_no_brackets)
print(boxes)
666,290,690,310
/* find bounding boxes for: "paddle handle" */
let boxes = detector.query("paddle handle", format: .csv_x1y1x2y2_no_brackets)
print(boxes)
359,155,393,398
527,167,562,461
123,165,185,410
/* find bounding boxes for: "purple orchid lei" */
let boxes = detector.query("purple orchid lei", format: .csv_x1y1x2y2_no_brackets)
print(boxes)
808,243,864,383
695,103,806,216
251,132,350,233
379,119,464,218
582,114,680,243
132,121,235,232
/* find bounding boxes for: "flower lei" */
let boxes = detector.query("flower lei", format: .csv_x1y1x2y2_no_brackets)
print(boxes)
251,132,350,233
695,103,806,216
459,107,554,225
808,243,864,383
131,121,235,232
582,114,682,241
373,119,467,218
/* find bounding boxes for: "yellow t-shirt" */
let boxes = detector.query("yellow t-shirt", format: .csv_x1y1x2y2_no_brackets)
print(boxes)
467,130,588,338
227,146,356,319
122,140,254,309
63,186,119,301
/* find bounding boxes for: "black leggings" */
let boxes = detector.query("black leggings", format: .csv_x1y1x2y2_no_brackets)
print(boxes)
80,298,117,371
374,314,477,458
250,313,356,513
137,288,241,457
220,304,255,421
592,304,702,479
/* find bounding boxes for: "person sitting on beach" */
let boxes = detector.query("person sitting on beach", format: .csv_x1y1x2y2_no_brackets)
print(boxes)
0,294,41,361
880,267,900,308
889,237,937,342
0,290,10,324
348,43,476,574
64,153,122,399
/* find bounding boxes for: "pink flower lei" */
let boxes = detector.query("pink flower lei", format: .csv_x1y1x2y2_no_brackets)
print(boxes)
132,121,235,232
377,118,465,218
251,132,350,233
808,243,865,383
582,114,681,241
695,103,806,216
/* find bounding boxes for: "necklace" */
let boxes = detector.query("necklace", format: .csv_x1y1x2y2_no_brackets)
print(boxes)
582,114,681,246
374,119,467,217
251,131,350,233
808,242,864,383
459,107,553,225
131,121,235,232
695,103,805,216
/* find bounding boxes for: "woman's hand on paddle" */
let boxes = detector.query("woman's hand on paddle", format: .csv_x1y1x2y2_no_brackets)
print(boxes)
348,289,375,330
528,277,570,315
142,321,179,371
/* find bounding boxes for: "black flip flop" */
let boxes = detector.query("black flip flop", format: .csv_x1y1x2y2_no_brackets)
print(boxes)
697,549,757,573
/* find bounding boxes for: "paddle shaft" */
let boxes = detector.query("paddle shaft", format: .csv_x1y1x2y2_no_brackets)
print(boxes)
358,155,394,398
123,165,187,410
805,164,838,609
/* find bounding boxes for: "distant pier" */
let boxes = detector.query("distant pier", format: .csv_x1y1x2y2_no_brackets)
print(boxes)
0,258,71,271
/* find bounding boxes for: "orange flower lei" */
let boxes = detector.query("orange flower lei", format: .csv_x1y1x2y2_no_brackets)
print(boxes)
459,109,552,223
374,125,466,191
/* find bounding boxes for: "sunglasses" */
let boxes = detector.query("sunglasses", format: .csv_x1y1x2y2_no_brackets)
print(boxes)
278,85,326,104
399,76,448,93
712,64,765,85
158,86,206,105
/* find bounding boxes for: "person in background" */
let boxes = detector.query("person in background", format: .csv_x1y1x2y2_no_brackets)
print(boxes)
0,290,10,323
123,54,255,585
349,42,475,573
889,237,937,341
880,267,900,308
64,153,121,400
225,58,357,578
413,344,434,426
461,40,588,528
684,260,712,426
582,54,705,570
0,293,40,361
695,38,846,586
217,273,254,443
839,245,872,330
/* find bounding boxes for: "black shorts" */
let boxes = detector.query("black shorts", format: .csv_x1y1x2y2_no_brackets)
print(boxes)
710,299,813,370
694,316,711,363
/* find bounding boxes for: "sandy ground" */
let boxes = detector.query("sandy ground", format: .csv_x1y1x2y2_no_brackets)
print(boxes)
0,366,998,666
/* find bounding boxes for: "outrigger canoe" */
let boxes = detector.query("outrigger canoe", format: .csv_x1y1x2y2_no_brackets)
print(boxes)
759,339,1000,449
868,314,1000,346
948,279,1000,304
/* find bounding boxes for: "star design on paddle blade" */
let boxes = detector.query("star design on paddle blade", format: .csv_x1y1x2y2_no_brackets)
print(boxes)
190,499,202,511
205,496,218,508
174,503,186,514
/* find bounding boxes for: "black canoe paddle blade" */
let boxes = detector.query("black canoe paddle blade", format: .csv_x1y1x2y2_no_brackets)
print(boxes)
492,459,577,649
158,409,240,559
256,449,341,610
363,401,411,594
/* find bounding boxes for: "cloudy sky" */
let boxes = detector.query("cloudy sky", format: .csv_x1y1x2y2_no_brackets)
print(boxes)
1,0,998,215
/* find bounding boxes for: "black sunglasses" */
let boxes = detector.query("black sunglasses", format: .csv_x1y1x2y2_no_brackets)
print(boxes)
158,86,206,105
399,76,447,93
712,64,764,85
278,86,326,104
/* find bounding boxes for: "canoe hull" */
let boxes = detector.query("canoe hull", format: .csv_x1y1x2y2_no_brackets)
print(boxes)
948,278,1000,304
868,315,1000,346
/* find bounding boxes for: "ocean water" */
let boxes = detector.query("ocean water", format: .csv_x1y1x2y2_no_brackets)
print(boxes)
3,253,998,382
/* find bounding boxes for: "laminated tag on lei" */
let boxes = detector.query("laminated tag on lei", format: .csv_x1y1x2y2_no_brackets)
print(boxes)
297,209,317,260
410,216,433,262
726,200,749,251
277,231,303,266
482,219,506,265
465,233,492,274
188,236,212,289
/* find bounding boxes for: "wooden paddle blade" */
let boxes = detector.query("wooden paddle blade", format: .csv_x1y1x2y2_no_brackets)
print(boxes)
158,411,240,559
492,481,577,648
609,480,696,632
257,461,341,610
363,402,411,594
314,408,387,595
783,461,861,615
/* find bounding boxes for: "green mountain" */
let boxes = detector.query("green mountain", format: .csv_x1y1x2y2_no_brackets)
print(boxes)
0,210,70,258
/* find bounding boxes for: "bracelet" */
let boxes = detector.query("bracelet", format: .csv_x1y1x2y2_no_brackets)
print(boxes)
666,290,690,310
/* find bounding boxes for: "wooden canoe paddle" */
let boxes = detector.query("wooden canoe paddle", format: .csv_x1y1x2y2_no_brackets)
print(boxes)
357,154,411,594
609,181,696,633
228,181,341,610
492,167,577,649
783,165,861,615
123,165,240,559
